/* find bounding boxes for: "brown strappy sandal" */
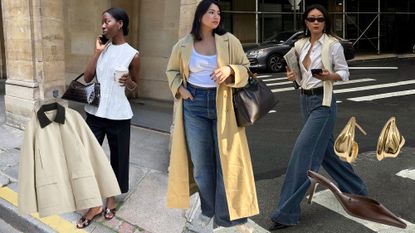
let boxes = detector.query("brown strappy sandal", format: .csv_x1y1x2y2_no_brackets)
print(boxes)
76,207,103,229
104,207,116,220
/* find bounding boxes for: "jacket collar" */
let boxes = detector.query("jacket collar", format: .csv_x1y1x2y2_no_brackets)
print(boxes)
37,102,65,128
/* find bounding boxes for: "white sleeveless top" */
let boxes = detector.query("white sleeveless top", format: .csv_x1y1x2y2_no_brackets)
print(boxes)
85,42,138,120
188,47,217,88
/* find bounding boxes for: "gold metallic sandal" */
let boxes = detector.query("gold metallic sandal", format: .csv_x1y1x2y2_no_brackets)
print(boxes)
376,117,405,161
334,117,367,163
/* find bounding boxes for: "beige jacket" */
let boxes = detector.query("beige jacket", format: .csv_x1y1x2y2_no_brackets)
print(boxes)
165,33,259,220
18,104,121,217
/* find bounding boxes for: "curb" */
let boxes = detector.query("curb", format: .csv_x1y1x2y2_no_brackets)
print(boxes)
0,196,54,233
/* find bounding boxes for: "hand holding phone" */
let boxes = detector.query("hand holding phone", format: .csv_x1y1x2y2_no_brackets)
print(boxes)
311,68,322,75
99,34,109,44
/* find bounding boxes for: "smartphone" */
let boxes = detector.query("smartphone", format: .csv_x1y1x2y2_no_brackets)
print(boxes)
99,34,109,44
311,68,322,75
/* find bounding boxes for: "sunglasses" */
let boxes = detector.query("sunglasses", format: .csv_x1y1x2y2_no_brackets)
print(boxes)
306,17,325,23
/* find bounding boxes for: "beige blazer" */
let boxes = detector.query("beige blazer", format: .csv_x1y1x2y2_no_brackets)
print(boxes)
18,106,121,217
166,33,259,220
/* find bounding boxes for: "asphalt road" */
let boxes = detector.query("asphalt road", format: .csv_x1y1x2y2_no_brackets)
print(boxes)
247,58,415,232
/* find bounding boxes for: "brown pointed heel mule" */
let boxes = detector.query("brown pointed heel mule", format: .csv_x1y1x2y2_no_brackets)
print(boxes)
307,170,407,229
334,117,367,163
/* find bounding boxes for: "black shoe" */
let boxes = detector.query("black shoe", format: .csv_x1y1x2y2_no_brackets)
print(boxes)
269,221,291,231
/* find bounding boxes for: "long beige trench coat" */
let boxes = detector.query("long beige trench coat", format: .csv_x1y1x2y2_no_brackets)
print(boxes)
166,33,259,220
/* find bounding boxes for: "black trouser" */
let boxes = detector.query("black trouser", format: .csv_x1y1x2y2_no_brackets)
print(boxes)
86,113,131,193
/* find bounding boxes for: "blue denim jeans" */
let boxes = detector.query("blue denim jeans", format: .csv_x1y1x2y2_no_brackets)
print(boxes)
183,84,247,227
270,93,368,225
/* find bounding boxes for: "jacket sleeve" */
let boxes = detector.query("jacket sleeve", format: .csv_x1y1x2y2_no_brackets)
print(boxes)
72,111,121,196
18,118,38,215
166,41,183,99
227,34,250,88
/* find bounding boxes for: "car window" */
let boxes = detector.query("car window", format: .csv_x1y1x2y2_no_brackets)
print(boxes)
264,32,295,43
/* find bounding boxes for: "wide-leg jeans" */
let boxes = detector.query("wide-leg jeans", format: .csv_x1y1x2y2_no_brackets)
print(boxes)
270,93,368,225
183,84,247,227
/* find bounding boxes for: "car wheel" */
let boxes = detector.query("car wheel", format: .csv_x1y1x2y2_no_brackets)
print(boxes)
267,54,284,73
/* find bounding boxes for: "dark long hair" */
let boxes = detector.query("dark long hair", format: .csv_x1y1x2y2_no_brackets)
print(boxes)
302,4,333,37
190,0,226,41
104,7,130,36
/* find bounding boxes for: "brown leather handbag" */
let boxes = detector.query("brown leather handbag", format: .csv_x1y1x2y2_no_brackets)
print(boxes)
233,68,278,127
62,73,100,106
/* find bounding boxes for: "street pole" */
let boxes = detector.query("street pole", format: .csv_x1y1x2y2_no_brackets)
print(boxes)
377,0,381,54
343,0,346,38
256,0,258,44
293,0,297,31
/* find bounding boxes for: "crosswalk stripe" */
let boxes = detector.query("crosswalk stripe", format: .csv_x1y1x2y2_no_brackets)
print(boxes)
268,78,377,93
348,89,415,101
334,80,415,94
311,190,415,232
262,77,287,82
271,87,294,93
348,66,398,70
256,74,273,78
333,78,376,86
264,77,374,84
396,169,415,180
267,81,292,86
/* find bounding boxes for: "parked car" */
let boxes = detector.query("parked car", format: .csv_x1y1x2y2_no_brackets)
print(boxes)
243,31,356,72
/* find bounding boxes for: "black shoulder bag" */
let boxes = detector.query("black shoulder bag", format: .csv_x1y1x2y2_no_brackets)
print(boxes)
233,68,278,127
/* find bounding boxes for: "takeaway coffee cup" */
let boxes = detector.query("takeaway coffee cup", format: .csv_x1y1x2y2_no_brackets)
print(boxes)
114,65,129,86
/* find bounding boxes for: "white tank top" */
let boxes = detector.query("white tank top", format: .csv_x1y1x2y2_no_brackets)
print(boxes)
85,42,138,120
188,47,217,88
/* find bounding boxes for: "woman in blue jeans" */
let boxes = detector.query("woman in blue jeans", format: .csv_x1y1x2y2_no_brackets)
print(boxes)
165,1,259,232
269,4,368,231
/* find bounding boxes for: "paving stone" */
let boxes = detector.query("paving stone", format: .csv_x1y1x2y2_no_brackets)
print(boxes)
0,149,20,171
0,124,23,150
0,174,10,187
117,170,186,233
118,221,137,233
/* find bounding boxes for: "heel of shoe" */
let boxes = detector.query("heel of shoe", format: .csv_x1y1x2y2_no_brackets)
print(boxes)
307,177,318,204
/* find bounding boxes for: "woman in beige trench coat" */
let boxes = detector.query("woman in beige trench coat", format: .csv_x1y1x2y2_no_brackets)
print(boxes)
165,0,259,231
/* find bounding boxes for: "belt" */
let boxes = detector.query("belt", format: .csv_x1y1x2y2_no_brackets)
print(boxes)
187,83,216,90
300,86,324,95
